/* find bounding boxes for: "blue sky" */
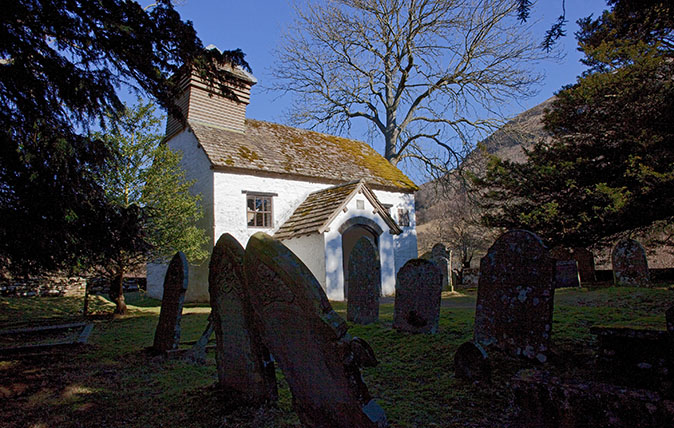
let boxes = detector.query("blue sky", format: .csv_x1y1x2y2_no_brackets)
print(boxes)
166,0,609,182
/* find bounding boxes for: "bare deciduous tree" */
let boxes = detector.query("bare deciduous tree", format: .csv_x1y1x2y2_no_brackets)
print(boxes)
272,0,546,174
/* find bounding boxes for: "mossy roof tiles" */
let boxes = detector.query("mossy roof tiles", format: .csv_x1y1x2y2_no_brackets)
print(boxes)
274,180,401,240
188,119,417,192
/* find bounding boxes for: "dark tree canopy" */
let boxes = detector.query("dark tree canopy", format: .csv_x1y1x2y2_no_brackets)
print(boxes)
0,0,248,274
477,0,674,249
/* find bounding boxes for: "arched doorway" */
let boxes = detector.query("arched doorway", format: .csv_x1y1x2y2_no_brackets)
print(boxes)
339,217,383,300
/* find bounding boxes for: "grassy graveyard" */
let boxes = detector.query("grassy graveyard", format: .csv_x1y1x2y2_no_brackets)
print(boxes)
1,284,674,427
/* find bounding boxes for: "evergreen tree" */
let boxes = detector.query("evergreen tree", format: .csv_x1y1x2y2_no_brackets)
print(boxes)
476,1,673,248
95,101,208,314
0,0,247,275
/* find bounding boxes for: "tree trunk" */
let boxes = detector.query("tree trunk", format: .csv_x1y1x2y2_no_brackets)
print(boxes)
109,270,127,315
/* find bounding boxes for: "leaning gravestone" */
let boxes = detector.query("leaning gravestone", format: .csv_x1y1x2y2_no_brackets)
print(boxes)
153,252,189,353
454,341,491,382
554,260,580,289
612,239,650,286
431,255,452,292
393,259,443,334
347,237,380,325
244,232,387,428
474,230,556,362
209,233,277,404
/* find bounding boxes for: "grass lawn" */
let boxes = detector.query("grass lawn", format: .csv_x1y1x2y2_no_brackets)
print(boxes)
1,284,674,427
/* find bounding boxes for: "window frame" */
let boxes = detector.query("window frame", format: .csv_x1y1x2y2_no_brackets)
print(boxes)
397,208,410,227
245,192,274,229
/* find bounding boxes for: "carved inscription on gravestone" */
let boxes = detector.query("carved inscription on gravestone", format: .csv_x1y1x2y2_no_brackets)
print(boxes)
474,230,556,362
612,239,650,286
347,237,380,325
209,233,277,404
244,232,386,428
153,252,189,353
393,259,443,334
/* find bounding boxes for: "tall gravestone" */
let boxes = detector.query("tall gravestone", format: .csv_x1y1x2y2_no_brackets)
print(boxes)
474,230,556,362
612,239,650,286
244,232,387,428
393,259,443,334
209,233,277,404
347,237,380,325
153,252,189,353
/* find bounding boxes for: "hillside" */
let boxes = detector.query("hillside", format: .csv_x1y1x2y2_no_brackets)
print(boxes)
416,97,554,225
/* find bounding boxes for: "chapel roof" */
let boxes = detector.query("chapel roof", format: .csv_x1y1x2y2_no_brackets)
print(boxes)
274,180,402,240
188,119,418,193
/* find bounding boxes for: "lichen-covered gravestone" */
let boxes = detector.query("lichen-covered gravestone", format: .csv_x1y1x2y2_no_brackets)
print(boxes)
554,260,580,289
208,233,277,404
393,259,443,334
244,232,387,428
474,230,556,362
612,239,650,286
347,237,380,325
153,252,189,353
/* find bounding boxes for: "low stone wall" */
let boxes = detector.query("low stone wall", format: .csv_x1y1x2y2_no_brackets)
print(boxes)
512,369,674,427
0,275,87,297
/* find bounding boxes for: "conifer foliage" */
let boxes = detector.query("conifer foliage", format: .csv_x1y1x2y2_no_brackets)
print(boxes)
0,1,247,274
477,1,674,248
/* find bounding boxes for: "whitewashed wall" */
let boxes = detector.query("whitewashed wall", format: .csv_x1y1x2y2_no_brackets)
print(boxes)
373,190,418,275
146,129,214,302
147,132,418,302
282,233,326,290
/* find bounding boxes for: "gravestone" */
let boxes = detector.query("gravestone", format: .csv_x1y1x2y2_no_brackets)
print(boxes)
208,233,277,404
572,248,596,283
554,260,580,289
347,237,380,325
454,341,491,382
153,252,189,353
431,243,448,259
474,230,556,362
550,246,596,284
244,232,387,428
612,239,650,286
393,259,443,334
431,256,452,292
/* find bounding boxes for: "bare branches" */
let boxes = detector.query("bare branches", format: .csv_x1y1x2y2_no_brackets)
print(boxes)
272,0,546,173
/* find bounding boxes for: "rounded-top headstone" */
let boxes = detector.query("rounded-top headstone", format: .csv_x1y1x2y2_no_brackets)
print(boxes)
393,259,443,334
208,233,277,404
612,238,649,286
431,243,448,259
244,232,385,428
347,237,381,325
153,251,189,353
474,230,556,362
454,341,491,382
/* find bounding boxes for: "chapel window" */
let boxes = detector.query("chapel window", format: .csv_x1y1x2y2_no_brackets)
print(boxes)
246,193,273,228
